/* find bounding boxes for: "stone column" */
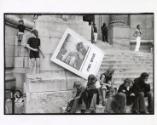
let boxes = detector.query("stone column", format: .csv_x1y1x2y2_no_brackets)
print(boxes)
109,15,130,49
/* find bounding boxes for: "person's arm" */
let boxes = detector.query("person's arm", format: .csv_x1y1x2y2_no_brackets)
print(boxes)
38,47,45,58
25,44,38,51
25,38,38,51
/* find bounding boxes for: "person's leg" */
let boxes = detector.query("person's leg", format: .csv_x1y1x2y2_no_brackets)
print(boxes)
106,33,108,42
110,93,126,113
36,58,40,74
70,98,79,113
146,91,154,113
89,94,97,113
101,88,107,106
138,92,146,113
135,37,141,52
132,94,139,113
94,33,98,43
29,58,35,74
102,34,104,41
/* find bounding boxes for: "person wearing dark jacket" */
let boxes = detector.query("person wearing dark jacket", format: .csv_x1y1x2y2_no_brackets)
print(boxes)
106,78,134,113
132,72,153,114
101,23,108,42
118,78,135,105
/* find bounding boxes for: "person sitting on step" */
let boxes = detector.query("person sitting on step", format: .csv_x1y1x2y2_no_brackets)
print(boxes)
131,72,154,114
102,68,116,98
65,81,85,113
118,78,135,106
80,74,100,113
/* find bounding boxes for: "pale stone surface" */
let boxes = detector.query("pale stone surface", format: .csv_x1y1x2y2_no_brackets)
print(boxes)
13,73,25,92
5,45,14,57
26,72,67,92
110,15,129,25
40,37,60,54
5,25,17,45
109,26,130,48
5,57,14,68
14,57,24,68
25,91,73,113
110,26,130,39
40,54,64,71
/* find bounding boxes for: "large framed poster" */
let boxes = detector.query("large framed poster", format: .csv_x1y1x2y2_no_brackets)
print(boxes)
51,28,104,79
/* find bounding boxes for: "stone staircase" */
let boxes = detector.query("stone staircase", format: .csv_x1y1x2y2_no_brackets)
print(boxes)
97,41,153,89
24,40,153,113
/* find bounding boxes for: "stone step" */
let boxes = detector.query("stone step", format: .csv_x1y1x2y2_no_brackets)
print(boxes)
102,57,153,61
104,52,153,56
104,49,153,55
102,57,153,60
100,63,153,67
99,67,152,71
26,73,85,92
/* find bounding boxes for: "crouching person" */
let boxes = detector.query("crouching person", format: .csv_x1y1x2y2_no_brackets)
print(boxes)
65,81,85,113
118,78,135,106
132,72,154,114
80,74,100,113
105,78,134,114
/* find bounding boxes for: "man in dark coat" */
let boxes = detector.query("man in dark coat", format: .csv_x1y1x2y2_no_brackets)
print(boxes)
101,23,108,42
132,72,153,114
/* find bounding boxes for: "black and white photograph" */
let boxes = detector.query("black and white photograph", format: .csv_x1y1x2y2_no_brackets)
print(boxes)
4,13,154,115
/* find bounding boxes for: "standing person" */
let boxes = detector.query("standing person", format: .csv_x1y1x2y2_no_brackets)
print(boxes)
17,19,25,43
99,73,107,106
25,29,44,74
134,24,142,52
132,72,153,114
101,23,108,42
17,19,25,56
93,23,98,43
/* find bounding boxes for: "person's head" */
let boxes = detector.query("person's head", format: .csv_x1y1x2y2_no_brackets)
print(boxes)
140,72,149,83
137,24,141,29
123,78,133,87
73,81,82,90
103,23,106,27
19,19,24,25
100,73,106,83
31,29,38,37
87,74,97,86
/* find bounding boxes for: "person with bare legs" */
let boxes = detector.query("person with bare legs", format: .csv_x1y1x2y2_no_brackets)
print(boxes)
25,29,44,74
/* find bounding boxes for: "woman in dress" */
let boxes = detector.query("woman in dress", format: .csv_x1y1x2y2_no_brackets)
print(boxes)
134,24,142,52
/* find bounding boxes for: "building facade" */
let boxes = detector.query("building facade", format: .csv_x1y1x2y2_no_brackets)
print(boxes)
4,14,154,113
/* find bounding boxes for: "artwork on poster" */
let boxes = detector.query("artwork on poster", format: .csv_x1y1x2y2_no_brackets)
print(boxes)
51,28,104,79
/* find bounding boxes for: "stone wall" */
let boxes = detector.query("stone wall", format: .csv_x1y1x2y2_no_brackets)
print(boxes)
5,25,17,91
25,15,90,113
5,15,34,95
